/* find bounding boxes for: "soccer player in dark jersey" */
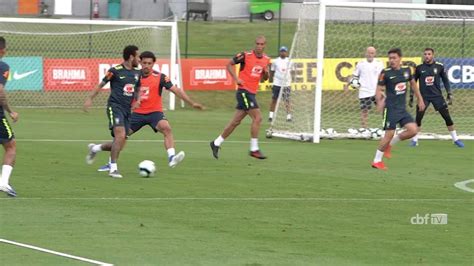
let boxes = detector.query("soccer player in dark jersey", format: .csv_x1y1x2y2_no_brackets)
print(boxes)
371,48,425,170
409,48,464,147
90,51,204,170
0,37,19,196
210,35,271,160
84,45,141,178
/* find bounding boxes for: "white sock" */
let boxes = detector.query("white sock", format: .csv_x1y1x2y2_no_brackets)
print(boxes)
110,163,118,172
449,130,458,141
390,135,401,146
373,150,384,163
92,144,102,153
412,134,418,142
250,138,259,152
214,135,224,146
108,157,111,164
0,165,13,186
167,148,176,160
287,113,292,120
269,112,274,119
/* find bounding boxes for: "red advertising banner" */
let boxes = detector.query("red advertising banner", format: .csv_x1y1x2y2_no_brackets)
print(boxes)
43,58,235,91
181,59,235,91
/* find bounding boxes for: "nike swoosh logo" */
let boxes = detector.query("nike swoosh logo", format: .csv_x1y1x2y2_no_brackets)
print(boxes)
421,71,426,73
119,76,126,79
13,70,38,80
389,76,396,79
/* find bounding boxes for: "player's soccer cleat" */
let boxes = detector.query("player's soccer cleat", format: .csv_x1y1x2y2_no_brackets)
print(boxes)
0,184,17,197
108,170,123,178
384,145,392,159
97,164,110,172
210,141,220,159
169,151,185,168
86,143,97,165
249,150,267,159
454,140,465,148
371,161,387,170
409,140,418,147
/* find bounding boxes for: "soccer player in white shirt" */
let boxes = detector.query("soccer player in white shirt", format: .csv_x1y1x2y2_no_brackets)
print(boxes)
350,46,384,129
269,46,293,122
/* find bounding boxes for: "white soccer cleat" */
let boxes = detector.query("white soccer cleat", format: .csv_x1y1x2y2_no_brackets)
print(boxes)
108,170,123,179
0,184,17,197
169,151,185,168
86,143,97,165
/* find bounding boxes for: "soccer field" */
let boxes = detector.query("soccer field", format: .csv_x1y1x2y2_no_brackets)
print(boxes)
0,103,472,265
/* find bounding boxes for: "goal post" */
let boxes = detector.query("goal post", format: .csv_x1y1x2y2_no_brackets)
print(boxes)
0,17,180,110
269,1,474,142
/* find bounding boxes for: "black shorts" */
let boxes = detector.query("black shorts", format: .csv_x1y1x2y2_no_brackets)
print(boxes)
107,105,131,137
421,96,448,111
272,85,291,100
236,89,259,110
382,108,414,130
359,96,376,110
130,111,167,133
0,117,14,143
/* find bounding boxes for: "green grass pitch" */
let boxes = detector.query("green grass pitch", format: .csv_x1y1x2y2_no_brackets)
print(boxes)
0,94,472,265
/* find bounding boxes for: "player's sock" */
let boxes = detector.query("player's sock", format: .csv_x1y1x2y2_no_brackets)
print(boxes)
214,135,224,146
0,165,13,186
110,163,118,172
167,148,176,162
91,144,102,153
287,113,292,121
250,138,259,152
390,135,401,146
269,112,274,119
449,130,458,141
373,150,384,163
412,134,418,142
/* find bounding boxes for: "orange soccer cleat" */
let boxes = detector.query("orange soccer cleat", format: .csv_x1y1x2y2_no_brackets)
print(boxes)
371,161,388,170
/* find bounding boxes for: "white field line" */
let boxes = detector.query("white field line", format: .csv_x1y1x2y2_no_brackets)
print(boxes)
454,179,474,193
0,239,113,266
0,197,471,202
16,139,283,144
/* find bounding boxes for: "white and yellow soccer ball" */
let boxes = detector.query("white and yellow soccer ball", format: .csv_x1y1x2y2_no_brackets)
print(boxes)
138,160,156,177
349,77,361,89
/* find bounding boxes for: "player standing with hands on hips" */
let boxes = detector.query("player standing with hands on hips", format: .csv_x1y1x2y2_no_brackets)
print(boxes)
210,35,271,160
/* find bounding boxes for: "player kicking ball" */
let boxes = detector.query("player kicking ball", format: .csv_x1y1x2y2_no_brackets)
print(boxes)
88,51,204,172
409,48,464,147
371,48,425,170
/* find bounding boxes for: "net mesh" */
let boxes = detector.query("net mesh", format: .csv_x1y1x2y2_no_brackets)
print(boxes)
0,21,175,108
270,3,474,140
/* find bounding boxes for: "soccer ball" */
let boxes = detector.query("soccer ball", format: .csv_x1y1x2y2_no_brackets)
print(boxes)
138,160,156,177
349,78,361,89
369,128,384,139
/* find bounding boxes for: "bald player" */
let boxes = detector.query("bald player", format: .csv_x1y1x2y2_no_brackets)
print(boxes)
210,36,271,160
349,46,384,129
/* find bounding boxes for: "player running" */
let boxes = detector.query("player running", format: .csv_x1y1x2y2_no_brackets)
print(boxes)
371,48,425,170
90,51,204,171
268,46,293,122
0,37,19,197
409,48,464,147
210,35,271,160
84,45,141,178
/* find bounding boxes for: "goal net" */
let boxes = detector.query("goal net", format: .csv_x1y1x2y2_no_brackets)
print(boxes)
0,18,180,109
269,1,474,142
